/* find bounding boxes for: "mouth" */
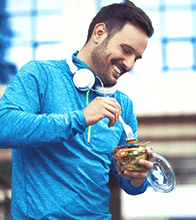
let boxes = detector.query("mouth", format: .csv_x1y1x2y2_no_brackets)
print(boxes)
113,64,121,76
112,61,126,78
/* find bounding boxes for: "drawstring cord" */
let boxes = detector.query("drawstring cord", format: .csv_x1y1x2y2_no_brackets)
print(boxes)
86,89,91,143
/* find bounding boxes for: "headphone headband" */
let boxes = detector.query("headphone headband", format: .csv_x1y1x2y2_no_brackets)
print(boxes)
66,57,78,74
95,84,117,96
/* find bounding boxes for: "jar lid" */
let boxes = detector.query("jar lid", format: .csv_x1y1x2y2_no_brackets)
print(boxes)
147,153,176,193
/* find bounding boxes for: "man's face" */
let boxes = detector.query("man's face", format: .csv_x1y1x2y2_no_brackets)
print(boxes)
91,23,148,87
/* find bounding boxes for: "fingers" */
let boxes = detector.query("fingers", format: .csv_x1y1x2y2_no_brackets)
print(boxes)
120,169,147,180
117,150,154,187
143,148,154,161
104,97,121,127
138,159,154,171
119,169,147,188
138,148,154,171
83,96,121,127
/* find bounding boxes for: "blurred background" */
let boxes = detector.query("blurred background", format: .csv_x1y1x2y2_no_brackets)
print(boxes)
0,0,196,219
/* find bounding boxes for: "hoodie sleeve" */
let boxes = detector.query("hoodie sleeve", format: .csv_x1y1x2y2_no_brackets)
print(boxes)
0,61,87,149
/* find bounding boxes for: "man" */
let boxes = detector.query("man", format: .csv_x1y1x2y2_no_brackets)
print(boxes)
0,0,154,219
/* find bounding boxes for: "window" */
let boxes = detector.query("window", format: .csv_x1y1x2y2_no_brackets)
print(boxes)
6,0,65,69
5,0,196,115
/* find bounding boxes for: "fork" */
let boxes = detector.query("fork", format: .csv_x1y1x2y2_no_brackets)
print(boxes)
119,115,134,139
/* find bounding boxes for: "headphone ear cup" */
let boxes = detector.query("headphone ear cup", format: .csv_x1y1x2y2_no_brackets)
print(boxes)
73,69,95,91
67,56,116,94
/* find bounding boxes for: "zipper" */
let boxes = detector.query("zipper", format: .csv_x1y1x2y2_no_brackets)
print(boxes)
86,89,91,143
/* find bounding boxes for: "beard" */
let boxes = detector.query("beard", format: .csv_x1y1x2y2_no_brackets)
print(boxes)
91,39,115,87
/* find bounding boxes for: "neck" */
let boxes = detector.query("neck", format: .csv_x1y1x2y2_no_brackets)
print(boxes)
76,43,95,73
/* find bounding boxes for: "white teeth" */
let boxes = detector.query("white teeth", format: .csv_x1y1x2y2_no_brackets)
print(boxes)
113,65,121,74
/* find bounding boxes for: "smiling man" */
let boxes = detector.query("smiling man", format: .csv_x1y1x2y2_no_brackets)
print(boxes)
0,1,154,219
78,22,148,87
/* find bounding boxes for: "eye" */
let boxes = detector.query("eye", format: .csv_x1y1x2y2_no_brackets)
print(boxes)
121,45,142,62
122,45,131,54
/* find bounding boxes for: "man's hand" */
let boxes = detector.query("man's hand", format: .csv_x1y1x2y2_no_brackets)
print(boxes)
118,148,154,188
83,96,121,127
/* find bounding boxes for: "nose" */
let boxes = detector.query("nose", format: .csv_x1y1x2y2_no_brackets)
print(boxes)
122,56,135,71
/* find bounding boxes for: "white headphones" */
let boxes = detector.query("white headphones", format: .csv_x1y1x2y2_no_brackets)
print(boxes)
66,56,117,96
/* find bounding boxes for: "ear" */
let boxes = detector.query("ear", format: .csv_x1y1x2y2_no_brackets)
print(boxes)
92,23,108,44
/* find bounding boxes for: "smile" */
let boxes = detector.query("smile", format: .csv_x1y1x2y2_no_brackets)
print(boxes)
113,64,121,75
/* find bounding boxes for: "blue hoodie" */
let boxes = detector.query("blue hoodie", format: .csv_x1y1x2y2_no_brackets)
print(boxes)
0,53,149,219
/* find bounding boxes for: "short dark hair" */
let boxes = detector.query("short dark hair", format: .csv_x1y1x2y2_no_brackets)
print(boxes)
85,0,154,43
